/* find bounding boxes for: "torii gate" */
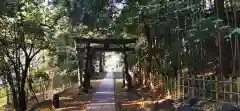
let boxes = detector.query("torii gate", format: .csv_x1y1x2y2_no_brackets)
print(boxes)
74,37,136,93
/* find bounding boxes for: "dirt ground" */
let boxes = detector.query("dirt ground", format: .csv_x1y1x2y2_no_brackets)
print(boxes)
28,73,107,111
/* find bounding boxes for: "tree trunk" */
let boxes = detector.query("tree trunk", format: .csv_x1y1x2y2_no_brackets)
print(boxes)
77,59,83,87
27,78,39,103
141,63,146,88
124,51,133,90
215,0,225,78
6,70,18,110
11,88,19,110
17,59,31,111
144,21,153,86
19,88,27,111
214,0,225,19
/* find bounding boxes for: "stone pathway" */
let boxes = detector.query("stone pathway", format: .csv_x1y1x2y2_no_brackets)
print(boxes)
85,72,116,111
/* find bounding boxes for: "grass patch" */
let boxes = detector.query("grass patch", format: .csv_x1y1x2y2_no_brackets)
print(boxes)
0,96,7,107
0,88,9,108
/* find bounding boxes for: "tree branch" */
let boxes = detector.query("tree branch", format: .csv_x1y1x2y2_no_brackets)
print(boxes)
30,48,42,60
17,52,24,73
21,58,31,89
22,37,30,59
1,46,18,71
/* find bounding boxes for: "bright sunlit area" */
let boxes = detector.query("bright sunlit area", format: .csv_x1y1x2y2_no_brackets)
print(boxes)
104,52,122,72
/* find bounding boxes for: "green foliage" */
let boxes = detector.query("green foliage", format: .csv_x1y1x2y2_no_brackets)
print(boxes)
52,0,114,30
114,0,239,78
0,0,75,109
0,88,7,97
205,79,216,96
231,29,240,35
33,71,50,81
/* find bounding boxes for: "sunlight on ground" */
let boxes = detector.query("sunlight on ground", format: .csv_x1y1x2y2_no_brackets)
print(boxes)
95,91,115,94
40,108,54,111
63,101,90,106
165,90,172,99
114,73,179,110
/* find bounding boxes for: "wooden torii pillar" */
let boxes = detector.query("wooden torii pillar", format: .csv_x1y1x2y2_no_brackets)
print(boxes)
84,43,91,92
99,52,104,72
74,38,136,92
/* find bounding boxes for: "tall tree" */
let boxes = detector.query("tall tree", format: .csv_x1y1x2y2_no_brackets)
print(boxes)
0,0,58,110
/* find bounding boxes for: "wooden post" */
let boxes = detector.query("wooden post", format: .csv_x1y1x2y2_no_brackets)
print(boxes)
89,49,93,79
102,53,105,66
52,94,59,108
88,46,93,88
99,52,104,72
122,67,126,88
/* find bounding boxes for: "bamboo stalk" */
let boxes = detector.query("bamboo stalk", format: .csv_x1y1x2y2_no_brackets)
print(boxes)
237,77,240,106
215,76,219,101
229,77,233,103
203,74,206,100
